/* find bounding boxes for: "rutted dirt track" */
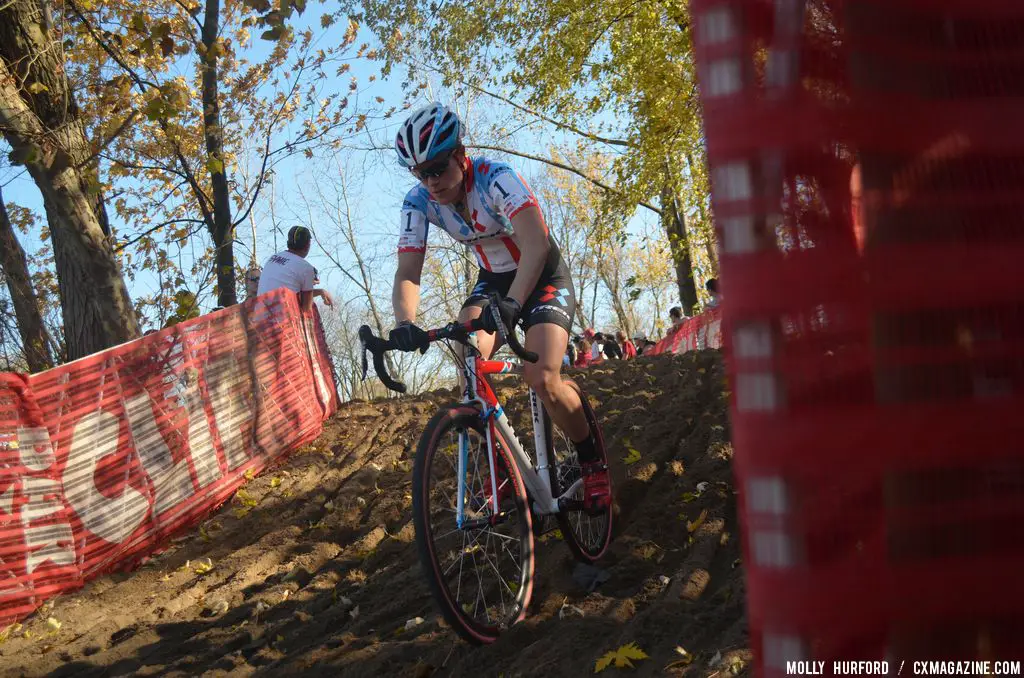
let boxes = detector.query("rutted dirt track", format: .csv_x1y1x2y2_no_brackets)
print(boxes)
1,352,749,677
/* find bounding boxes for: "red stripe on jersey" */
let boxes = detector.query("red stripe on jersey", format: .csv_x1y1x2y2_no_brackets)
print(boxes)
398,247,426,254
475,244,492,271
463,156,475,192
508,200,539,220
500,236,521,263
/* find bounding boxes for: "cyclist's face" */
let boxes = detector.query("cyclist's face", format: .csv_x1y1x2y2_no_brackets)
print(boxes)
416,153,463,204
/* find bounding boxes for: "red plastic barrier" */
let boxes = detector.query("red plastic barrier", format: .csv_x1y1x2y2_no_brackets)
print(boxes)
0,289,338,626
692,0,1024,669
647,308,723,356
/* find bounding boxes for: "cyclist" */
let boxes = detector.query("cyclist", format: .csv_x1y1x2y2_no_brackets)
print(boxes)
388,102,609,511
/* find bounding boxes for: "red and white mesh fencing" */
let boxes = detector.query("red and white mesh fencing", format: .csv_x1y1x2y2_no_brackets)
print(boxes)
0,289,339,627
645,308,723,356
692,0,1024,667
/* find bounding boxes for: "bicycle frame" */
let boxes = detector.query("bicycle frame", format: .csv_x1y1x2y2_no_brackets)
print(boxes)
455,333,584,527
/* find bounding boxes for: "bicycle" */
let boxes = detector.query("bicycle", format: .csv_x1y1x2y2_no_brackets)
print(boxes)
359,298,613,644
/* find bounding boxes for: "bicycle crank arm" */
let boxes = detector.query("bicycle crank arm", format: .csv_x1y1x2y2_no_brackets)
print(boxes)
555,478,584,507
460,512,512,530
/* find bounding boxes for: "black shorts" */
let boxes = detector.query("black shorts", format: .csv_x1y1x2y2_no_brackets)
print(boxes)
462,237,576,333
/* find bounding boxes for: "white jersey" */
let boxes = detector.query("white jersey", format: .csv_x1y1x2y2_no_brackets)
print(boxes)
398,156,545,273
256,250,317,296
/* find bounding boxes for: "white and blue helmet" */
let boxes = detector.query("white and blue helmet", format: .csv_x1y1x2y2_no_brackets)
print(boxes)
395,102,462,167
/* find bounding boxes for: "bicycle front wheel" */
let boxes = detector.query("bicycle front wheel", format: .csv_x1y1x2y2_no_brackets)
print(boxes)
412,404,534,644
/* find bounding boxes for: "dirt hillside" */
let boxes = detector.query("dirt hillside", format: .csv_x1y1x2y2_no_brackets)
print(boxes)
0,351,748,677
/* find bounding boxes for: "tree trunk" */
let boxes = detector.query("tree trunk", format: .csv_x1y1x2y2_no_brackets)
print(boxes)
686,150,719,276
201,0,237,307
0,0,139,360
573,258,589,331
588,240,601,329
661,183,699,314
596,258,633,338
0,187,52,372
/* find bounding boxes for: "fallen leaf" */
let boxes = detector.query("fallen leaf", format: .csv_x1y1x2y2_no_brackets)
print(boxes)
665,646,694,670
270,477,282,488
623,447,642,465
194,557,214,574
0,623,20,644
235,489,258,508
595,642,649,672
687,509,708,533
46,617,61,632
244,468,256,481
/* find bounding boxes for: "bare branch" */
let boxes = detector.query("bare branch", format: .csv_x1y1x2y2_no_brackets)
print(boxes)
461,81,633,148
469,143,661,215
104,155,186,179
115,218,205,251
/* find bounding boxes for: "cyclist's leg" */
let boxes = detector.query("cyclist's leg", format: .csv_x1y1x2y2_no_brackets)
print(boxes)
458,304,499,359
521,322,588,441
519,264,586,439
521,272,610,509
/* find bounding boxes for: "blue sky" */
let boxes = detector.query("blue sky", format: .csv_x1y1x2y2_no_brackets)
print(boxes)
1,14,662,334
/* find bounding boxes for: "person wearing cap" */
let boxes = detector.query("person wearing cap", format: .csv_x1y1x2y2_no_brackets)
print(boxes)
256,225,334,311
632,331,656,356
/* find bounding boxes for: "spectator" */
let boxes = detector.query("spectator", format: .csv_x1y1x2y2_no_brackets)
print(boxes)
584,328,605,364
617,330,637,359
257,226,334,310
633,331,657,356
669,306,686,329
574,336,592,368
705,278,721,309
601,332,623,360
564,340,578,367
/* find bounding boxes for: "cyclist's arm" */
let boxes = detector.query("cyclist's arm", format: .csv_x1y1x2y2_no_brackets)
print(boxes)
393,251,425,323
506,205,549,307
395,192,430,323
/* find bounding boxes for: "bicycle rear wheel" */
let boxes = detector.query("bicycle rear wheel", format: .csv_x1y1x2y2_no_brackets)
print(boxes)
412,404,534,644
547,379,614,563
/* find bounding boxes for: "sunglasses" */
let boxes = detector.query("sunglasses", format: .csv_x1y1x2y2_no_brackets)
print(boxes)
411,152,453,181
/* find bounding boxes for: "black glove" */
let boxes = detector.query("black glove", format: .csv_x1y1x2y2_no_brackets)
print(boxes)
479,296,522,336
389,321,429,353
